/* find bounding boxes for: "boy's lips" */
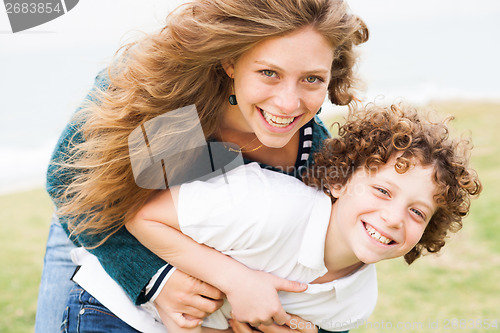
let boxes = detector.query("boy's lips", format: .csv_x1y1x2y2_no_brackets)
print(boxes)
258,107,300,128
363,222,397,245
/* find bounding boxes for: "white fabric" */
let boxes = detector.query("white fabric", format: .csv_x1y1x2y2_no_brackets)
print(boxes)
177,163,377,331
71,248,167,333
145,265,177,302
71,163,377,332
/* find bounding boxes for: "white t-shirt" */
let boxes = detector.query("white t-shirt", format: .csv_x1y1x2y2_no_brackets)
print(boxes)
72,163,377,332
177,163,377,331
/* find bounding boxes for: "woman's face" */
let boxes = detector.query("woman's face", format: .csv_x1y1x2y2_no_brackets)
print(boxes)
223,26,334,148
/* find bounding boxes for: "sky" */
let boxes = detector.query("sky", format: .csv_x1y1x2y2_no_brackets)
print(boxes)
0,0,499,193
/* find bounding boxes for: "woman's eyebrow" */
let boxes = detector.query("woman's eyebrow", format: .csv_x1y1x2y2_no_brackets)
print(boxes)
254,60,330,75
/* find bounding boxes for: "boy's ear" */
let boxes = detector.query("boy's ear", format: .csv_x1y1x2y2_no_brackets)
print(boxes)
329,184,344,198
221,59,235,78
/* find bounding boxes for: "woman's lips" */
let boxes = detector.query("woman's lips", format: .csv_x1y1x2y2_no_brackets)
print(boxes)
258,107,302,132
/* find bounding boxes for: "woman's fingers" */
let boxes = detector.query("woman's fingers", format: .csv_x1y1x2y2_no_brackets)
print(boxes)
167,312,203,329
190,294,225,315
154,269,225,327
193,278,225,301
229,314,318,333
229,319,260,333
258,323,295,333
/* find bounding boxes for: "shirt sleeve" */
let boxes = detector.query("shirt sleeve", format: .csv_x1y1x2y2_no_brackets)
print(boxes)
46,70,167,305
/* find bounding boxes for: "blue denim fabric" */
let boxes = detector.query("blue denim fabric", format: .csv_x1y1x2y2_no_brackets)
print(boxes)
35,214,77,333
61,284,140,333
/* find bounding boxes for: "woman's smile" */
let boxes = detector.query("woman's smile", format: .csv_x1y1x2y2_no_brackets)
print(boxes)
222,25,334,148
257,107,304,133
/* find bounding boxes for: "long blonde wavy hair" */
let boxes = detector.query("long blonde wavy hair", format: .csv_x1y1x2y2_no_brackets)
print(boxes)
55,0,369,246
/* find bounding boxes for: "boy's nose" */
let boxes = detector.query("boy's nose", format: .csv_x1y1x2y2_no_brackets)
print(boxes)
381,207,404,229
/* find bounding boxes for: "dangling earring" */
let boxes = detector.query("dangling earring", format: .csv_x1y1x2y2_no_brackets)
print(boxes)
229,94,237,105
316,107,322,115
228,80,237,105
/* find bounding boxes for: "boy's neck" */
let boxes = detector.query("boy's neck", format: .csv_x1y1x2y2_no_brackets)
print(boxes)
312,204,364,284
311,261,364,284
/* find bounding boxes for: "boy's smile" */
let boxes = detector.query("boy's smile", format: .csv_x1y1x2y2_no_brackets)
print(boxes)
363,222,395,245
325,157,438,269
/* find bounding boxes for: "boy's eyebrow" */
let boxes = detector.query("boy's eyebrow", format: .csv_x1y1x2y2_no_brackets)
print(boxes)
254,60,331,75
383,179,435,213
382,178,400,191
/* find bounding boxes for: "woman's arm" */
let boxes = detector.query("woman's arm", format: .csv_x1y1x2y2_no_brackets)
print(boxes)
46,73,166,303
46,71,223,320
126,188,307,327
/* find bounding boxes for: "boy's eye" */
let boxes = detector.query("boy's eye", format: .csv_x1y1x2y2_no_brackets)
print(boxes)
410,208,425,220
261,70,276,77
376,187,390,196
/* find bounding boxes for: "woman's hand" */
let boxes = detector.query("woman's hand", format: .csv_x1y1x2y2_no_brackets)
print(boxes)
229,314,318,333
224,270,307,328
154,269,225,328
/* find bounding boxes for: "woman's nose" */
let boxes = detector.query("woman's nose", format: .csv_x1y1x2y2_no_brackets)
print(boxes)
274,82,301,115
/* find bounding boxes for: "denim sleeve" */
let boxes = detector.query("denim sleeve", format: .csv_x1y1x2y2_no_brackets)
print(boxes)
46,70,166,305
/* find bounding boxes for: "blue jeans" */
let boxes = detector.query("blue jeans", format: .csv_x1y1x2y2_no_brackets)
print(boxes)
35,214,77,333
61,284,140,333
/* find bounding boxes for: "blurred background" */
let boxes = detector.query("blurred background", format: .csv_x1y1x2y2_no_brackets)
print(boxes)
1,0,499,193
1,0,499,332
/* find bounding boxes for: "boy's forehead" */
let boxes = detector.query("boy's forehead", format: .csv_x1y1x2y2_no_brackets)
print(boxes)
356,160,438,206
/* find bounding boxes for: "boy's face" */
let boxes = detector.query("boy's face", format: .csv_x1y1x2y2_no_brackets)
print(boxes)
331,158,438,264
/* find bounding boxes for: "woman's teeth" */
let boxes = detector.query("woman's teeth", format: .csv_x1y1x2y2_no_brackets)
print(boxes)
364,224,394,245
260,108,295,128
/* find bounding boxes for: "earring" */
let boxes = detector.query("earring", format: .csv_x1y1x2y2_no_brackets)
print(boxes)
229,80,237,105
316,107,322,115
229,94,238,105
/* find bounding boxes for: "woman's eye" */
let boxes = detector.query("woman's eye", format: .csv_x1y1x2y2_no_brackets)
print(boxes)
305,75,325,84
305,76,321,83
262,70,276,77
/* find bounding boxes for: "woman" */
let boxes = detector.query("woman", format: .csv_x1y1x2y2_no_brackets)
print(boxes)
35,0,369,332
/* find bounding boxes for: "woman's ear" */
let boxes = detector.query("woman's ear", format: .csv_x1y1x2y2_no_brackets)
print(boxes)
221,59,235,78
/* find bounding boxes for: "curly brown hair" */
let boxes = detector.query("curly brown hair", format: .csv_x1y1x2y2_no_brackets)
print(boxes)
303,102,482,264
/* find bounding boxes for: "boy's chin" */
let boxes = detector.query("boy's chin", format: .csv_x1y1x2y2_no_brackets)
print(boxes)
356,253,392,264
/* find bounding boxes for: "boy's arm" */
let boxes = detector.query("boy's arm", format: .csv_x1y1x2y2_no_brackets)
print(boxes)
126,188,307,327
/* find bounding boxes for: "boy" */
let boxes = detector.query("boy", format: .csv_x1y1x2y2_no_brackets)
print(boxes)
125,102,481,333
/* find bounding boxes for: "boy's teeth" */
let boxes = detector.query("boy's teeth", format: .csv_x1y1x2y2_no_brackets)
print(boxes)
261,109,295,127
364,224,393,245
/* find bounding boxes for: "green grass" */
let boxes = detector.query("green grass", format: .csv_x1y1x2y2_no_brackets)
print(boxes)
0,189,53,333
0,102,499,332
